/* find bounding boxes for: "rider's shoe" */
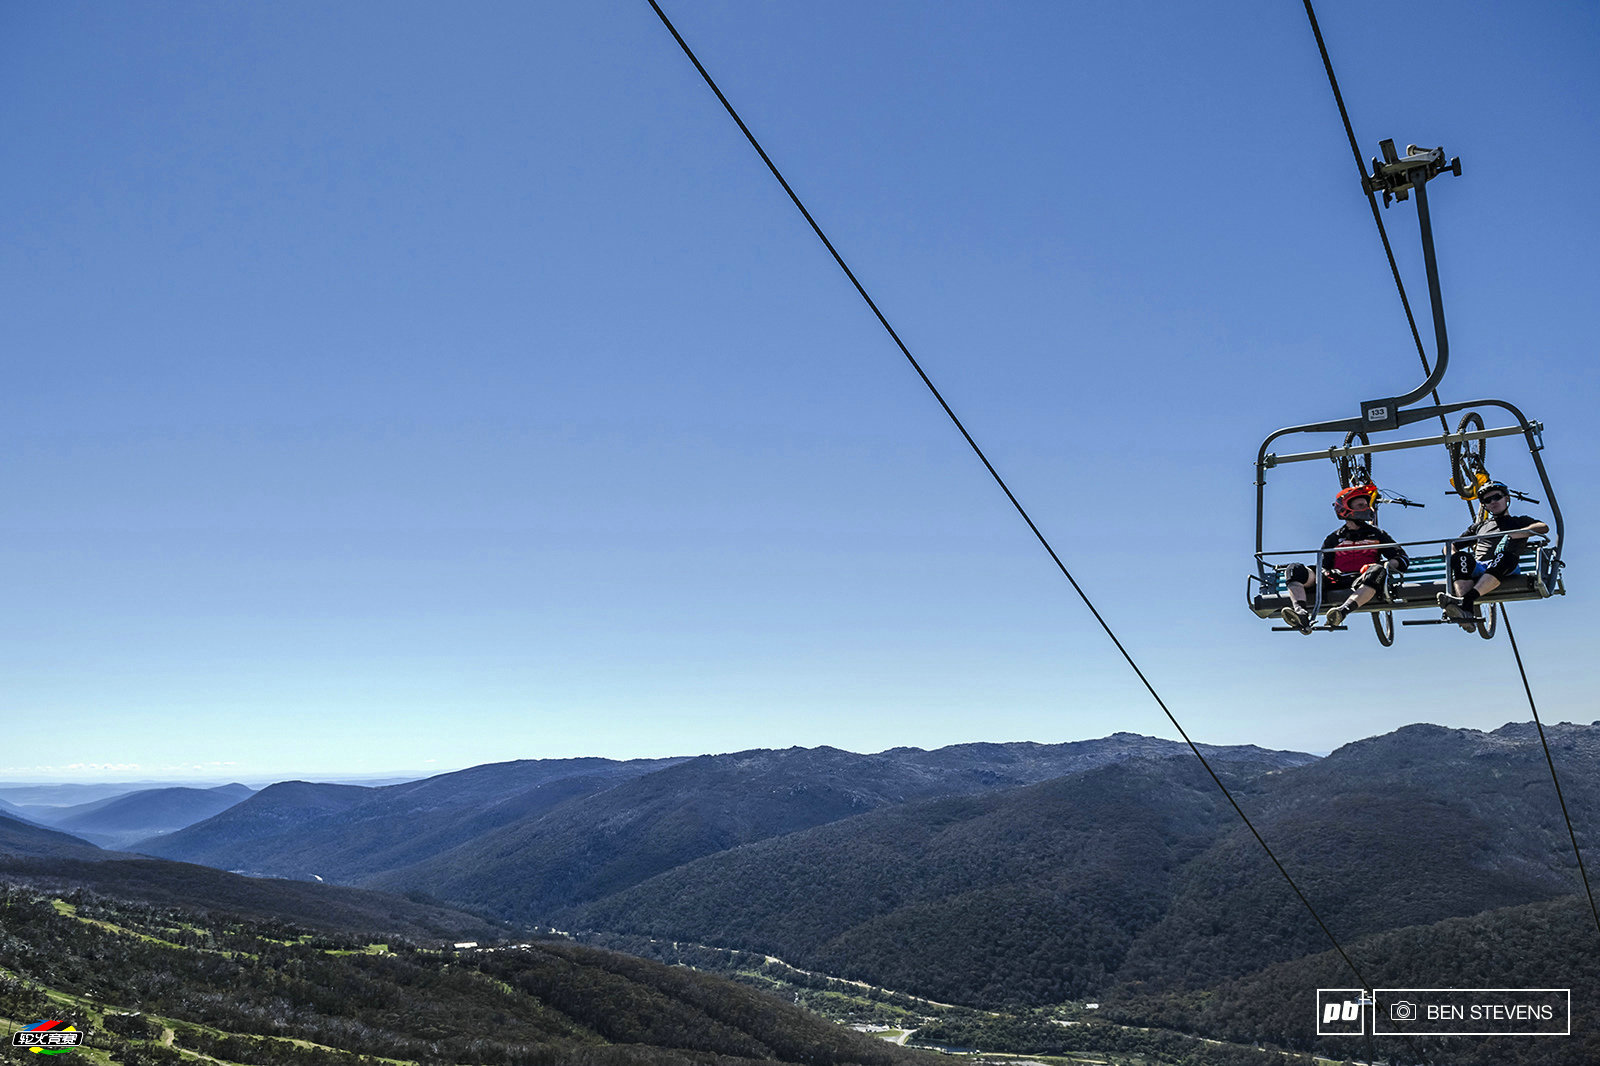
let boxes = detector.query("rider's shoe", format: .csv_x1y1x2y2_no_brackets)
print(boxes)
1325,604,1349,628
1280,606,1312,633
1437,592,1465,618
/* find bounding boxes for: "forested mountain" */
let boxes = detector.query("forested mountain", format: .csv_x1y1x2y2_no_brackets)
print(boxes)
0,854,508,942
141,738,1310,908
1104,892,1600,1066
35,783,255,848
571,757,1235,1006
0,877,937,1066
556,723,1597,1008
135,757,685,879
98,725,1599,1024
1113,721,1600,990
367,742,1201,919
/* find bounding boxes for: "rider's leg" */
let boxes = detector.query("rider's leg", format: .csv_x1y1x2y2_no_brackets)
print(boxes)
1281,564,1313,628
1464,558,1509,615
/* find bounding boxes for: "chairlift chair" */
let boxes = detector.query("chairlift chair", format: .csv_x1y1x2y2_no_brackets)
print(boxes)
1246,142,1566,645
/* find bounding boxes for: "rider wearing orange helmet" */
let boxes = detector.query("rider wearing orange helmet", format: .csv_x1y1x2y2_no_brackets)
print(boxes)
1280,484,1410,632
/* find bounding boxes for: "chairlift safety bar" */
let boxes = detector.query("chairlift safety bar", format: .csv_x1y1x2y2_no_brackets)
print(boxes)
1256,534,1551,562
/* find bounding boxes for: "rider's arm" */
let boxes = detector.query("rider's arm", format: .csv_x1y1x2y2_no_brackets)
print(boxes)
1377,530,1410,572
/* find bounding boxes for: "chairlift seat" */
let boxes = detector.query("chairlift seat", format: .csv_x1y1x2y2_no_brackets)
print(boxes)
1248,545,1562,620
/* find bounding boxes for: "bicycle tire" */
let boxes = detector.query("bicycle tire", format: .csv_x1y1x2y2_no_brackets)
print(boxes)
1339,430,1372,489
1372,610,1395,647
1450,411,1486,499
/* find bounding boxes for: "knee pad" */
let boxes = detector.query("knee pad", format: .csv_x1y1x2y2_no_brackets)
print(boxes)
1486,552,1518,579
1284,563,1311,586
1449,551,1476,580
1357,567,1386,590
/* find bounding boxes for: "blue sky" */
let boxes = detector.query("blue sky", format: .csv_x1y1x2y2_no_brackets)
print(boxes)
3,1,1596,781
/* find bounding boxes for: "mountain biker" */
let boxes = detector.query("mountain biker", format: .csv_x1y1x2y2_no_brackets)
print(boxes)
1438,481,1549,627
1280,485,1411,633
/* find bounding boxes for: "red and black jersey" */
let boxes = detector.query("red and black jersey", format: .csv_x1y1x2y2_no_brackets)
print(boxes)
1320,522,1409,575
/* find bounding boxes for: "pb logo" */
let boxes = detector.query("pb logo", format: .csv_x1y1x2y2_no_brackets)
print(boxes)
1316,989,1367,1036
1324,1001,1360,1023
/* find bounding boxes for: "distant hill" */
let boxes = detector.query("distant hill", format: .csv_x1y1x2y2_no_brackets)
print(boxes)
368,740,1310,924
0,781,227,807
37,783,256,849
0,798,58,832
134,757,687,878
130,779,377,870
0,813,106,860
134,738,1309,918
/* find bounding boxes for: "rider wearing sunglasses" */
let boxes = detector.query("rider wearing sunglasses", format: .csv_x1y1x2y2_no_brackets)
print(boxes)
1280,484,1410,633
1439,481,1550,625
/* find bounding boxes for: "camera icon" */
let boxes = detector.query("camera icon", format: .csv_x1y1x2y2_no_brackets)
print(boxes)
1389,1001,1416,1022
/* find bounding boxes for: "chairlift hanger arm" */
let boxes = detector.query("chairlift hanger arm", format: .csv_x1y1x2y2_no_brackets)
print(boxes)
1359,141,1462,429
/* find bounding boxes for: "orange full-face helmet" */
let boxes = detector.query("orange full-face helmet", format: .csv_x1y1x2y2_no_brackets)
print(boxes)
1334,484,1379,522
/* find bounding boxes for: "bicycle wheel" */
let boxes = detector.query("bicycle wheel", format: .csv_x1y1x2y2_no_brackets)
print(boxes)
1372,611,1395,647
1476,602,1498,640
1450,411,1486,499
1339,430,1372,489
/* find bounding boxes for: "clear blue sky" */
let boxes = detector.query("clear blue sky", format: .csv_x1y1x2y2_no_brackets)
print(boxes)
3,1,1596,781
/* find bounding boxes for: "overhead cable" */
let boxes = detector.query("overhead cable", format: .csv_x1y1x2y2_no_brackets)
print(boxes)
645,0,1372,992
1503,608,1600,937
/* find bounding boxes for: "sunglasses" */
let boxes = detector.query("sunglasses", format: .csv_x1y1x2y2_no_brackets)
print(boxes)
1480,493,1507,504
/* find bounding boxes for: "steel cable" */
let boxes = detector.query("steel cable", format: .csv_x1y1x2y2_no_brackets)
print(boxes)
1502,607,1600,936
646,0,1373,992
